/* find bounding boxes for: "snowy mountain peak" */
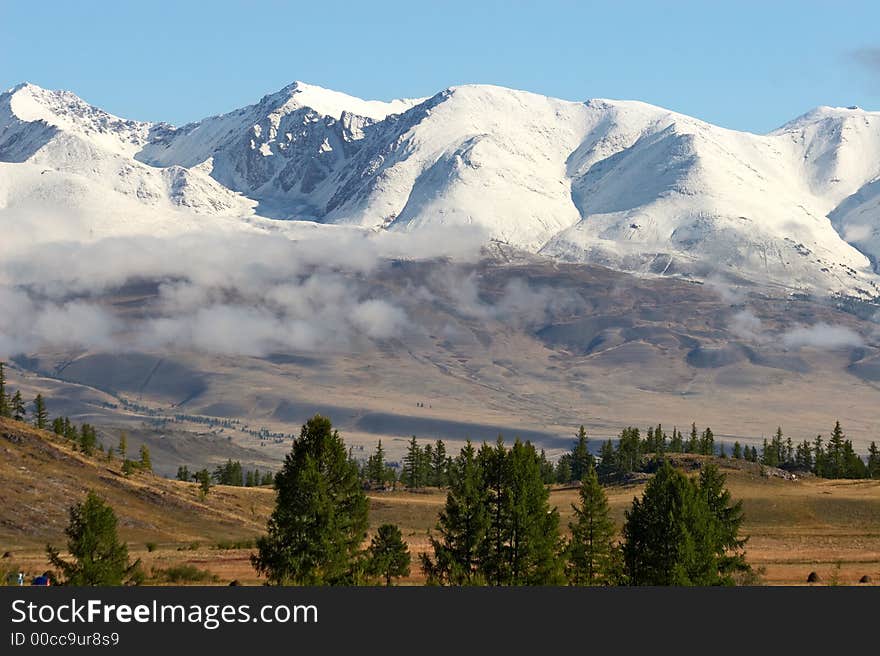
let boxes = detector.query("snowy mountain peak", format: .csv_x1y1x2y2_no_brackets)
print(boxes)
1,82,157,158
3,80,880,296
256,80,425,122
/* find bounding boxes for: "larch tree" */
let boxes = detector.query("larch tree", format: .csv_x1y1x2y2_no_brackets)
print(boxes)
33,394,48,430
566,463,617,586
421,441,488,585
47,491,141,586
252,415,368,585
366,524,411,586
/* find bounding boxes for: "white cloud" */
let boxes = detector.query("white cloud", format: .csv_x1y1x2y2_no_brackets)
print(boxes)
781,323,864,350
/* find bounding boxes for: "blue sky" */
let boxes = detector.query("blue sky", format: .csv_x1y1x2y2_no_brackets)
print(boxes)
2,0,879,133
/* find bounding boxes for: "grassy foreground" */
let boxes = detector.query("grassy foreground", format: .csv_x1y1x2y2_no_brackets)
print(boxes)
2,417,878,586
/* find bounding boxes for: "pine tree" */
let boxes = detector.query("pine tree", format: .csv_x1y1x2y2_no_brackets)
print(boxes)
686,423,699,453
366,440,388,487
539,449,556,484
118,432,128,461
622,460,725,586
761,437,777,467
0,362,9,418
176,465,190,482
478,436,511,585
11,390,25,421
79,424,97,456
421,441,488,585
615,427,642,475
670,427,684,453
827,422,845,478
555,454,573,483
867,442,880,479
252,415,368,585
213,459,243,486
597,439,615,478
566,463,616,586
402,436,423,489
795,440,813,470
479,439,561,585
699,464,749,581
195,469,212,496
431,439,449,487
813,435,825,477
46,491,141,585
33,394,48,430
571,425,593,481
732,442,742,460
420,443,434,488
63,418,77,443
139,444,152,472
700,427,715,456
366,524,411,586
645,426,655,453
654,424,667,454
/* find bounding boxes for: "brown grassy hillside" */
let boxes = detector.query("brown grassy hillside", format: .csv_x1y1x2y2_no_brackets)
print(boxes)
0,416,274,548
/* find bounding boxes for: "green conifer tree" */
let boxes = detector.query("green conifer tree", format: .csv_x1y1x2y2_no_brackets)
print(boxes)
366,524,411,586
11,390,25,421
0,362,8,418
686,422,699,453
421,441,488,585
867,442,880,479
566,463,616,586
700,427,715,456
118,432,128,461
622,460,731,586
79,424,97,456
571,425,593,481
252,415,368,585
33,394,48,430
46,491,141,585
366,440,388,487
402,436,423,489
670,427,684,453
431,439,450,487
139,444,152,472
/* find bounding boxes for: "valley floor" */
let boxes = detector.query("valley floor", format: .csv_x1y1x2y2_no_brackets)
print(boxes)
4,478,878,587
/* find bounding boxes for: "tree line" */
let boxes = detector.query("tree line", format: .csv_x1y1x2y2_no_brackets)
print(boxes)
360,421,879,490
176,460,274,489
751,423,878,479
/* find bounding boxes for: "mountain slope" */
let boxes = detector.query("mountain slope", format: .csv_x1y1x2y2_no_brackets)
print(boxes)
2,81,880,295
0,416,272,547
0,83,256,230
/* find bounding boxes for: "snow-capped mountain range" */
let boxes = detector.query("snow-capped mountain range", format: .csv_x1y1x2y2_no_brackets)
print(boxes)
2,80,880,296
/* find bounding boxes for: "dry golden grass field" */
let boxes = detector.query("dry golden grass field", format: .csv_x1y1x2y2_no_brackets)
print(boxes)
2,417,878,586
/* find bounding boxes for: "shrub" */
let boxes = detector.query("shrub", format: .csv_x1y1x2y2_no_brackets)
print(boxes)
151,565,217,584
